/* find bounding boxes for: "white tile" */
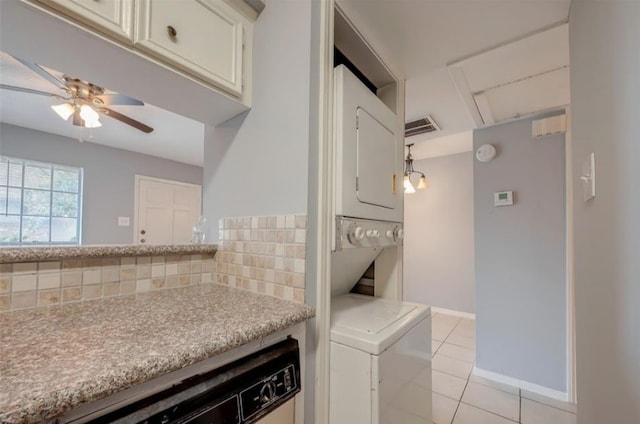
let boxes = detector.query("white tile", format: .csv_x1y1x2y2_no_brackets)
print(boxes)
461,381,520,422
457,318,476,330
12,274,37,292
432,392,459,424
521,398,577,424
446,333,475,349
521,390,577,414
432,327,454,342
382,406,428,424
433,354,474,379
469,374,520,396
437,343,475,362
433,313,462,327
453,403,517,424
432,370,468,401
394,382,432,420
450,325,476,340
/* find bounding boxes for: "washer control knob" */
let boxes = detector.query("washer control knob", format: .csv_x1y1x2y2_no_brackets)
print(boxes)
372,230,380,238
366,229,374,238
394,227,404,241
385,230,394,239
348,225,365,243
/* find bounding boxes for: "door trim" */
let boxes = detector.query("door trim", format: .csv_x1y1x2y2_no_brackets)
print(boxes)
133,175,203,245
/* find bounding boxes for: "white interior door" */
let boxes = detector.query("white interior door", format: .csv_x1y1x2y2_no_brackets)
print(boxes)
135,176,202,245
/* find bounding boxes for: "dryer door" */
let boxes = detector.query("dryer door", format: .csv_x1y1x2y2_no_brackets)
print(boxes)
356,108,396,209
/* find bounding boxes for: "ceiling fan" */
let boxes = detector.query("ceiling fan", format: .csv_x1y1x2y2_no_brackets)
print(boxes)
0,56,154,133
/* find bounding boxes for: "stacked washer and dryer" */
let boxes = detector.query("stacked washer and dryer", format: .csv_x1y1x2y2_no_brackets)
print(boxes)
329,65,432,424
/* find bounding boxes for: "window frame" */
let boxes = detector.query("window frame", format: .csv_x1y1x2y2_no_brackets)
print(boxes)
0,155,83,246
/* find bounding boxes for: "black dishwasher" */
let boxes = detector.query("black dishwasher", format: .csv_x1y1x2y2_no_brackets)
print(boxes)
73,338,300,424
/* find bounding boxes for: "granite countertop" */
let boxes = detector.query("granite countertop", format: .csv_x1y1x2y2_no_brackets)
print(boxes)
0,244,218,264
0,284,314,423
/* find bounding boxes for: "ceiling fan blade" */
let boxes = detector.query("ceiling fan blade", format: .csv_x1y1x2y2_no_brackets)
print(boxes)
100,107,154,133
72,110,82,127
13,57,68,90
95,94,144,106
0,83,65,99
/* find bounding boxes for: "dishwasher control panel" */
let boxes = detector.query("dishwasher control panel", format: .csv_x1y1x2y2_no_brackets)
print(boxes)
240,364,298,420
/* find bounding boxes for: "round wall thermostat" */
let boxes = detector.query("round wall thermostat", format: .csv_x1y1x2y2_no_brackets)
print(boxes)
476,144,497,162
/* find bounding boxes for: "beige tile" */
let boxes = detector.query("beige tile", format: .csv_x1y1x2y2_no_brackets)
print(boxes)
294,259,305,273
136,279,151,292
121,257,136,266
165,263,178,276
432,369,468,401
151,278,166,290
62,287,81,303
453,402,517,424
13,262,38,273
433,392,459,424
166,275,181,288
520,390,577,414
102,282,120,297
38,272,61,290
295,215,306,228
152,256,165,264
202,273,213,283
12,291,36,309
295,229,306,243
82,285,102,300
101,267,120,283
120,281,136,294
293,288,304,303
461,381,520,421
432,354,474,379
273,284,284,298
61,271,82,287
438,343,475,362
177,261,191,275
151,264,165,278
0,276,10,294
62,259,83,270
82,269,102,285
0,263,12,274
447,333,476,349
179,275,190,286
83,258,103,268
12,274,37,292
451,325,476,340
469,374,520,396
38,289,61,306
432,338,444,356
190,262,202,274
136,256,152,265
521,398,576,424
136,264,151,279
38,261,60,271
285,215,296,228
191,274,202,285
103,257,120,267
0,294,10,311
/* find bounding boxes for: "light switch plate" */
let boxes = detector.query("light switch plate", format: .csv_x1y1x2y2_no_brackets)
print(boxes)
118,216,130,227
581,153,596,202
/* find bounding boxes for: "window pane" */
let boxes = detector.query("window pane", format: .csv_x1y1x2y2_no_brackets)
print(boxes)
0,159,8,185
6,188,22,214
24,164,52,189
8,162,23,187
23,189,50,216
51,217,78,243
0,215,20,244
21,216,50,243
52,192,78,217
53,169,79,192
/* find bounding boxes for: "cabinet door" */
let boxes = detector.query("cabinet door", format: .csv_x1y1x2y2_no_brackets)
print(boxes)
35,0,134,42
134,0,244,97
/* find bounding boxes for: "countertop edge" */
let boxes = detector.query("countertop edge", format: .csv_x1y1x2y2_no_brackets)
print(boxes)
0,244,218,264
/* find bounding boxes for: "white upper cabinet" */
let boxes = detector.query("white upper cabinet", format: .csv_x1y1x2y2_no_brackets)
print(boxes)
134,0,245,97
36,0,135,42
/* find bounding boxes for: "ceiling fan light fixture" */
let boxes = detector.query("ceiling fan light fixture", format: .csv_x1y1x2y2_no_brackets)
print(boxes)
80,104,100,126
51,103,75,120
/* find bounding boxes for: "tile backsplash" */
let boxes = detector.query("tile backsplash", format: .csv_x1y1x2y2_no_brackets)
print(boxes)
0,254,215,312
215,214,307,303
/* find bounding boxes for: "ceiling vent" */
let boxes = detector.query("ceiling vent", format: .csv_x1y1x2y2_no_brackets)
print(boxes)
405,115,440,138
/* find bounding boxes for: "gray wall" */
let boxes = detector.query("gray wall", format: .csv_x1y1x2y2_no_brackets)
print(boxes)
570,2,640,422
474,116,567,392
0,123,203,244
202,0,311,231
403,153,475,314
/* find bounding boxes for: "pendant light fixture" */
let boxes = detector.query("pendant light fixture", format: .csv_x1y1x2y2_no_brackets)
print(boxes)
404,143,428,193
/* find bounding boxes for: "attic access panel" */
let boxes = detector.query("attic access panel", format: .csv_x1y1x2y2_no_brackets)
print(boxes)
356,107,396,209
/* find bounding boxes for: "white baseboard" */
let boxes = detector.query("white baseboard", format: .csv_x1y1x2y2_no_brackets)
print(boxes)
431,307,476,320
473,366,569,402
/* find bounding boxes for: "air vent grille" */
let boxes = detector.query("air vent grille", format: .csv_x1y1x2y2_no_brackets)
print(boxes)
405,115,440,137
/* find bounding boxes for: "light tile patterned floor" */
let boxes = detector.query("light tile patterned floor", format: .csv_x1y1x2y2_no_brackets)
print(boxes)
431,312,577,424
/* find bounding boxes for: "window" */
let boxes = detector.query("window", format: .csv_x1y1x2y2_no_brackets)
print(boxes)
0,156,83,245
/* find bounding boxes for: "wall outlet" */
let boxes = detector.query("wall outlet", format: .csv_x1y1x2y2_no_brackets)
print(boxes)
118,216,130,227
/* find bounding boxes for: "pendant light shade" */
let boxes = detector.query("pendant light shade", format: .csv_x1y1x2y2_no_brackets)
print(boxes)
51,103,75,120
404,143,428,193
80,104,101,127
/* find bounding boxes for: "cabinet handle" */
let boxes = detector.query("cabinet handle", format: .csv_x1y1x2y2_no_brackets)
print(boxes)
166,25,177,39
140,238,146,243
140,229,146,235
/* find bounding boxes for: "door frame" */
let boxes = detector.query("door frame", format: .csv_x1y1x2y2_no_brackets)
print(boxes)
133,174,203,245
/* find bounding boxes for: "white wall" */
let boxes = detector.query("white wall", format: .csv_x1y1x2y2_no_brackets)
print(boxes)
202,0,311,231
474,115,567,393
570,1,640,422
0,123,202,245
403,152,475,314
